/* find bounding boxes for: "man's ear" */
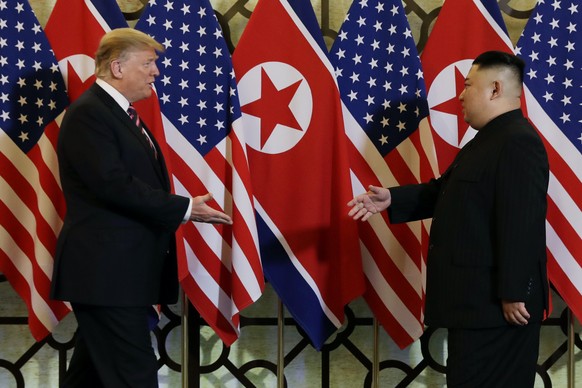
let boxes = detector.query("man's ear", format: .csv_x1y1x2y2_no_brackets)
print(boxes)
110,60,122,79
491,80,502,100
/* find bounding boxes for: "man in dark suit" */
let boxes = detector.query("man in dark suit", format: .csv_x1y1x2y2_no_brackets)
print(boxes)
51,28,233,387
348,51,549,387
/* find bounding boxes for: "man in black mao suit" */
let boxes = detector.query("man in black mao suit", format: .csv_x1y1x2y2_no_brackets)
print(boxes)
348,51,549,387
51,28,233,387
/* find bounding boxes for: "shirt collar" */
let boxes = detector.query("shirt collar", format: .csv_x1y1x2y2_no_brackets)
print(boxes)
95,78,131,112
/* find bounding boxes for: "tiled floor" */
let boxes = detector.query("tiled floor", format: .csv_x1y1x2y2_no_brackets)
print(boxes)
1,279,581,387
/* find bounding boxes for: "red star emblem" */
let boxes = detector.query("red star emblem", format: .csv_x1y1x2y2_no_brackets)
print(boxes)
241,67,303,148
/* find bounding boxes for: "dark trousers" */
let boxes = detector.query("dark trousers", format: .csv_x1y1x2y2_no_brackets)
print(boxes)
446,323,541,388
62,304,158,388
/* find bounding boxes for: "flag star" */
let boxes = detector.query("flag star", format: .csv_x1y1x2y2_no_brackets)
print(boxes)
399,66,409,76
31,42,41,52
566,22,576,33
365,95,375,105
527,68,537,79
390,4,399,15
214,84,224,94
213,66,223,76
197,6,206,17
196,63,205,73
355,35,364,45
213,28,223,39
364,112,373,123
17,78,26,87
373,21,382,32
336,49,346,59
369,58,378,69
381,117,389,127
195,82,206,92
561,95,571,105
550,18,559,29
179,60,189,71
560,112,570,122
532,33,541,43
382,99,391,109
375,2,384,12
197,134,207,145
0,110,9,121
160,93,170,104
162,38,172,49
35,98,43,108
197,45,206,55
396,121,406,131
335,68,343,78
350,72,360,83
367,77,377,87
371,40,380,50
565,41,575,51
562,78,573,88
215,120,225,130
180,79,189,89
32,61,42,71
386,43,395,54
338,30,348,41
161,75,171,86
551,0,561,11
197,100,206,109
146,14,156,25
178,114,189,124
197,117,207,127
181,3,191,14
163,19,173,30
19,131,29,141
398,102,407,112
568,3,578,14
180,23,190,34
15,40,25,51
36,116,44,126
18,114,27,124
403,28,412,39
388,24,397,35
352,54,362,65
162,57,172,67
529,51,539,61
356,16,366,27
385,62,393,72
358,0,368,7
213,47,222,57
546,56,557,66
548,37,558,47
401,47,410,58
0,92,8,102
379,134,388,145
383,81,392,91
543,91,553,101
545,73,555,84
15,21,25,32
214,102,224,112
180,41,189,52
179,97,188,107
18,95,27,105
16,59,25,69
348,90,358,101
563,59,574,70
197,26,206,36
164,1,174,11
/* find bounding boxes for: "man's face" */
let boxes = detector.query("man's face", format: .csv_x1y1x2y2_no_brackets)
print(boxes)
116,47,160,103
458,65,493,130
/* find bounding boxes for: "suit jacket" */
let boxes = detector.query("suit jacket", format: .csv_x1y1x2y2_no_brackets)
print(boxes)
51,83,190,306
388,110,549,328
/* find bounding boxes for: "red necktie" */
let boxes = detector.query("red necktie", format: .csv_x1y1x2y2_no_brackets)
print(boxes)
127,105,157,159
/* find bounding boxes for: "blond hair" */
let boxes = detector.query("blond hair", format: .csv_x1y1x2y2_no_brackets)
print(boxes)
95,28,164,79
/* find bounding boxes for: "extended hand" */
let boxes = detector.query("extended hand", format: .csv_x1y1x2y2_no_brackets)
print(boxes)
190,193,233,224
347,185,391,222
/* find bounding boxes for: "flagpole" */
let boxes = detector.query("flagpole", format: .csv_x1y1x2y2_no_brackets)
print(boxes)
278,298,285,388
372,318,379,388
567,308,575,388
181,290,189,388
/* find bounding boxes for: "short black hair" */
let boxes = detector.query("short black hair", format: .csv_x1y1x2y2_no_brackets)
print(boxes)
472,51,525,84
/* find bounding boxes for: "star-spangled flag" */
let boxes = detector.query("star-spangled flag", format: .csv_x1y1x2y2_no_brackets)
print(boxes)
136,0,264,345
233,0,365,349
330,0,435,349
516,1,582,322
0,0,71,340
421,0,514,174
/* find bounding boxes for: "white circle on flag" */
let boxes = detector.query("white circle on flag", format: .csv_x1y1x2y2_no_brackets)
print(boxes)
427,59,477,148
238,61,312,154
58,54,96,88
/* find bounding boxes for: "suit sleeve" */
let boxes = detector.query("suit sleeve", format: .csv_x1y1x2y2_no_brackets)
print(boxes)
494,131,548,301
387,178,442,223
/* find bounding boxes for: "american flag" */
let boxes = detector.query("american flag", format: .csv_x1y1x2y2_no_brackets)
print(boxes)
516,1,582,321
136,0,264,345
0,0,71,340
329,0,432,348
